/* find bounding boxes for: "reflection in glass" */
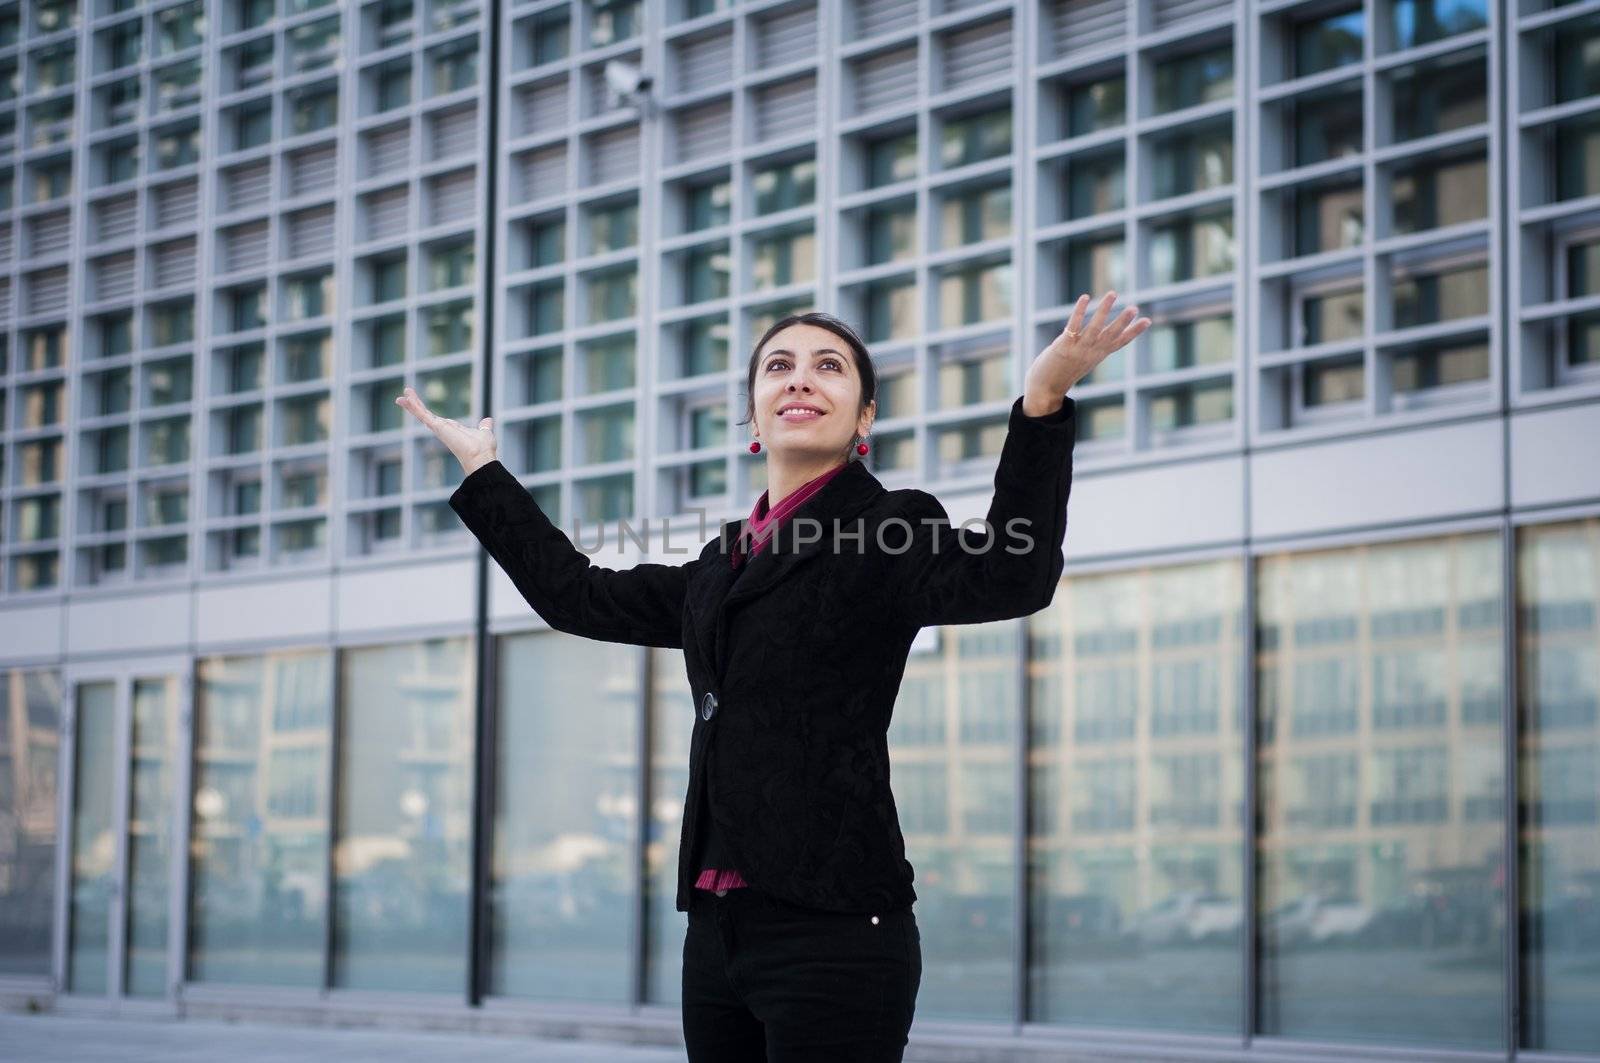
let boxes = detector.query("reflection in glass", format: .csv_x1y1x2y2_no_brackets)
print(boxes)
0,670,61,976
1293,183,1362,255
68,681,117,995
1256,534,1505,1047
1518,519,1600,1053
889,622,1020,1020
645,648,694,1004
190,652,332,987
125,676,180,997
492,633,642,1000
332,638,473,993
1029,561,1245,1030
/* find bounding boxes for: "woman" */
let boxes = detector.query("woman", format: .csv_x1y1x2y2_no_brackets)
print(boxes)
397,291,1149,1061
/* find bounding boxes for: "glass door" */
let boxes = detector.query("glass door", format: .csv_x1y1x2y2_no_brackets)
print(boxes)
56,660,190,1011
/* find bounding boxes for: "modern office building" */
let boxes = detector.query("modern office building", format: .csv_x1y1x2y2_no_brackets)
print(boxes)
0,0,1596,1058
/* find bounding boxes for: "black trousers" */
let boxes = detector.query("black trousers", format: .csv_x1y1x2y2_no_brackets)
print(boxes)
682,886,921,1062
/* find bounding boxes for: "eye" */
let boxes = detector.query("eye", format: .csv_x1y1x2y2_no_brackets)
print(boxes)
821,357,844,371
765,358,790,371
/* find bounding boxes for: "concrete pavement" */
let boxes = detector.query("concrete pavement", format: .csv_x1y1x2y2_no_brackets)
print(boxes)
0,1013,691,1062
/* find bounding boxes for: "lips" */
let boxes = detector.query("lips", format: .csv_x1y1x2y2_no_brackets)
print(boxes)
776,403,826,421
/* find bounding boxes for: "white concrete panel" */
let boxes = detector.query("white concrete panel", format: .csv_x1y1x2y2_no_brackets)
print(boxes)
940,455,1247,560
1251,419,1505,541
0,602,65,661
67,590,191,656
336,558,475,635
1510,402,1600,509
196,576,332,649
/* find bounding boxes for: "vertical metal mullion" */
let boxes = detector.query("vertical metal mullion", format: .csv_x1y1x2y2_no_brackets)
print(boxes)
1497,0,1520,1052
52,674,78,994
108,671,132,999
469,626,499,1006
467,0,505,1010
1240,0,1259,1048
630,644,655,1008
1012,618,1031,1032
166,666,197,1005
1241,546,1259,1048
322,645,344,994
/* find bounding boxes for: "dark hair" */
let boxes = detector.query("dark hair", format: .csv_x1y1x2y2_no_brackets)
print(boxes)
740,312,878,437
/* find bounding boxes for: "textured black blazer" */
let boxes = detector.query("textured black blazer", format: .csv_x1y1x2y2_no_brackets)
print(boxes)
449,394,1078,914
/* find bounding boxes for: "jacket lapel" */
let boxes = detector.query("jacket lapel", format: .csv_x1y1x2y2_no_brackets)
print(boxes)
687,459,887,684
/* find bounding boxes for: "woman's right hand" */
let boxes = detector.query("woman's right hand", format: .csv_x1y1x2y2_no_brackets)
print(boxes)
395,385,498,477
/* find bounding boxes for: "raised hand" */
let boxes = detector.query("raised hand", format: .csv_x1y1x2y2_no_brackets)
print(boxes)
1023,291,1152,417
394,384,498,477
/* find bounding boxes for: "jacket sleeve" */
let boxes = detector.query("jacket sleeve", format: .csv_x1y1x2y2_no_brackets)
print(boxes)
448,459,696,648
888,395,1076,629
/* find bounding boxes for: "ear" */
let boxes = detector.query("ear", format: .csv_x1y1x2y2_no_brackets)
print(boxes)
857,399,876,439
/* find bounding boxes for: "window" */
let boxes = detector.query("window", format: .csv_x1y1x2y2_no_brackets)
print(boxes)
531,13,569,64
289,85,338,135
1293,92,1361,167
587,199,638,253
155,2,204,57
281,395,331,445
1293,8,1362,77
1392,259,1489,329
577,405,635,463
234,100,272,151
580,336,634,393
150,302,194,346
143,418,191,466
682,244,731,303
586,267,637,322
1152,124,1232,198
97,315,133,359
1153,44,1233,114
1149,380,1232,432
1556,21,1600,103
685,179,731,231
371,316,406,366
939,183,1010,248
937,260,1011,328
1148,212,1235,286
866,131,917,188
1068,75,1125,136
376,61,410,112
153,123,200,169
288,17,339,73
426,302,474,355
1391,55,1486,142
225,344,265,392
863,278,918,343
940,108,1010,169
750,229,815,289
865,203,917,265
284,274,334,320
1300,287,1364,345
427,242,475,291
1149,312,1234,369
370,256,406,304
589,0,639,46
33,43,75,90
25,328,67,371
145,357,193,406
283,334,330,382
1302,357,1364,406
1293,182,1363,256
1389,339,1489,394
154,59,202,113
1067,151,1125,219
102,138,139,183
1067,234,1127,296
430,41,477,95
1391,154,1487,234
1389,0,1487,51
752,158,816,215
105,22,143,71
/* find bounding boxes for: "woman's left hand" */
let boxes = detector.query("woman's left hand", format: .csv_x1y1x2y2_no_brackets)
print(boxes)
1023,291,1151,417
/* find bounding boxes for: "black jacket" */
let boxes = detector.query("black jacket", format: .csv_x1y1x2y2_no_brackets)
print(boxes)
449,394,1077,914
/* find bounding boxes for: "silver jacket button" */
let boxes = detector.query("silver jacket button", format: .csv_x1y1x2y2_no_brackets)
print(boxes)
700,692,718,720
870,915,880,925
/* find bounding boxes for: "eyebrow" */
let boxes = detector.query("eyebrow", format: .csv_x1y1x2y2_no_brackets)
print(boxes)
764,348,846,360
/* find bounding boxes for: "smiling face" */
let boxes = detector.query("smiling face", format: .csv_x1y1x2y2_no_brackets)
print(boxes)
750,323,875,461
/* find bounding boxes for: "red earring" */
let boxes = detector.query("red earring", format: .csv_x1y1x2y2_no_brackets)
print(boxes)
856,440,870,455
749,440,761,453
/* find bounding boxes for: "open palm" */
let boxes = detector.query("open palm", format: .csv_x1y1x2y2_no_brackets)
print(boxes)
394,385,498,476
1025,291,1152,404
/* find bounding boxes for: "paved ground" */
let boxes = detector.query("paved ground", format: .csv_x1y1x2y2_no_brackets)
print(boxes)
0,1013,690,1062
